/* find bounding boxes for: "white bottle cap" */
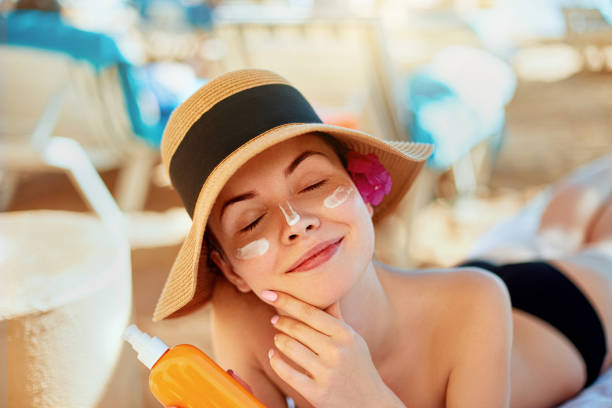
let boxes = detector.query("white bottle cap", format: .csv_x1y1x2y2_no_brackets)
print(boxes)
123,324,169,369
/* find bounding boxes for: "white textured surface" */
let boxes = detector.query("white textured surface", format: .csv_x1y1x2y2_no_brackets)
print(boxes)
3,211,140,408
1,211,125,319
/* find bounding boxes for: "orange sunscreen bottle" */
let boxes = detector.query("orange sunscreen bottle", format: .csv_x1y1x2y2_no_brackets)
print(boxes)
123,324,267,408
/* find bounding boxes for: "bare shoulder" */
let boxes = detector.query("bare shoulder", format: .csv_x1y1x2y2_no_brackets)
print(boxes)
210,278,278,361
381,264,512,370
407,266,513,406
381,264,510,317
444,266,510,305
210,278,289,407
442,267,513,406
418,266,512,343
212,277,271,322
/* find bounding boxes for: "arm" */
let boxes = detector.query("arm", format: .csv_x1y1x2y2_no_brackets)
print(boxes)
211,299,289,408
445,269,513,408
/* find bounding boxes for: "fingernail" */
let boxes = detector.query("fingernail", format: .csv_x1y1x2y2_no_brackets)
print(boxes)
262,290,277,301
268,349,275,358
270,314,279,325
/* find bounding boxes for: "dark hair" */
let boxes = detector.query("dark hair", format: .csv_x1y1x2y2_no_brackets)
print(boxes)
203,132,348,276
314,131,349,170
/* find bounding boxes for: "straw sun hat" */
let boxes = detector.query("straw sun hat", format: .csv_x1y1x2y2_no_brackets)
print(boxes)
153,69,433,321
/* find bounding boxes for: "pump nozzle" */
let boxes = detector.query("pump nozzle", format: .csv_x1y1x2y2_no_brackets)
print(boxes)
123,324,169,369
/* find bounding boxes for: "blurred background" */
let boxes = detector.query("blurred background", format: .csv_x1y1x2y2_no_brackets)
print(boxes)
1,0,611,407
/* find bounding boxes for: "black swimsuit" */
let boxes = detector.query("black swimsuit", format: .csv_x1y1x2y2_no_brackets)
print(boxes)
459,260,607,389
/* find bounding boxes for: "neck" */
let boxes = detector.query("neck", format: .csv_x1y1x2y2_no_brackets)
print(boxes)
339,260,398,368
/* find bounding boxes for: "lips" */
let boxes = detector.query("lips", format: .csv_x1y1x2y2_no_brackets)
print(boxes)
286,237,344,273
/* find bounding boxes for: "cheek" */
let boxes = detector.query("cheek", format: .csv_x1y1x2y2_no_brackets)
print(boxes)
317,184,361,217
226,184,372,288
353,207,375,256
230,241,278,288
323,185,354,208
323,185,369,225
343,190,376,255
235,238,270,260
319,185,375,260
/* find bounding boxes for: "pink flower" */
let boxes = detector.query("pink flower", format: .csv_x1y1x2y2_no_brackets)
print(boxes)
345,151,392,206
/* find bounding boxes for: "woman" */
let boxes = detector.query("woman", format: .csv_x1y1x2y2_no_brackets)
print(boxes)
154,69,611,407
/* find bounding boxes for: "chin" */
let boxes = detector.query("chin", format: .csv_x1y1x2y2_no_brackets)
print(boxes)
280,230,374,306
300,260,368,308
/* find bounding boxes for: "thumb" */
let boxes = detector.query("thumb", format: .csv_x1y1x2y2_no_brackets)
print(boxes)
324,300,343,321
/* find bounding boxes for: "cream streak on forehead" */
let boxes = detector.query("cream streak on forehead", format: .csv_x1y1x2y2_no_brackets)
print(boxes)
324,186,355,208
235,238,270,260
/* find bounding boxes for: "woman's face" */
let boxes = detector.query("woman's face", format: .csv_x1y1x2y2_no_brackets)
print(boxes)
207,133,375,307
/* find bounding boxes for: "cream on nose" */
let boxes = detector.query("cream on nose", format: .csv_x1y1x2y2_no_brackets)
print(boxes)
279,201,301,226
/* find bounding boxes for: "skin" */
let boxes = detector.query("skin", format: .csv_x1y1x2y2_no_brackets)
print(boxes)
480,158,612,407
204,133,512,407
207,134,379,311
188,134,612,408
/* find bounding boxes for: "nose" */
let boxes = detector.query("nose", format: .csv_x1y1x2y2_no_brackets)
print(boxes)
279,201,320,243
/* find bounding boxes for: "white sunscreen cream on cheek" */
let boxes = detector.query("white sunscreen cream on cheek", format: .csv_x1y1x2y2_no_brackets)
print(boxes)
235,238,270,260
279,201,300,226
323,186,355,208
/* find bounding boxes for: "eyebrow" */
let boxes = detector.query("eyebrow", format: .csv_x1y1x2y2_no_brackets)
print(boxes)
219,150,327,222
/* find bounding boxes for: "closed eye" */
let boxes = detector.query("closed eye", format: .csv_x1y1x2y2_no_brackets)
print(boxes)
301,179,327,192
239,180,328,234
241,215,263,233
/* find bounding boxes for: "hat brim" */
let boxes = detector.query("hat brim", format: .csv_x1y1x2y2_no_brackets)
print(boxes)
152,123,433,321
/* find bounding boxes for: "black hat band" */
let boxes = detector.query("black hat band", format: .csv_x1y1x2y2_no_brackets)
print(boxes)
169,83,323,218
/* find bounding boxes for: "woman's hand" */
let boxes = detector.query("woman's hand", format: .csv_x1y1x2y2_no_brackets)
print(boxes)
260,290,404,408
166,369,252,408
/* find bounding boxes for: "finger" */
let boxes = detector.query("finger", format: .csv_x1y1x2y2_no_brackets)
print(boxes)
227,369,253,394
271,314,332,360
268,348,315,396
261,291,345,337
273,332,324,377
324,300,343,321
